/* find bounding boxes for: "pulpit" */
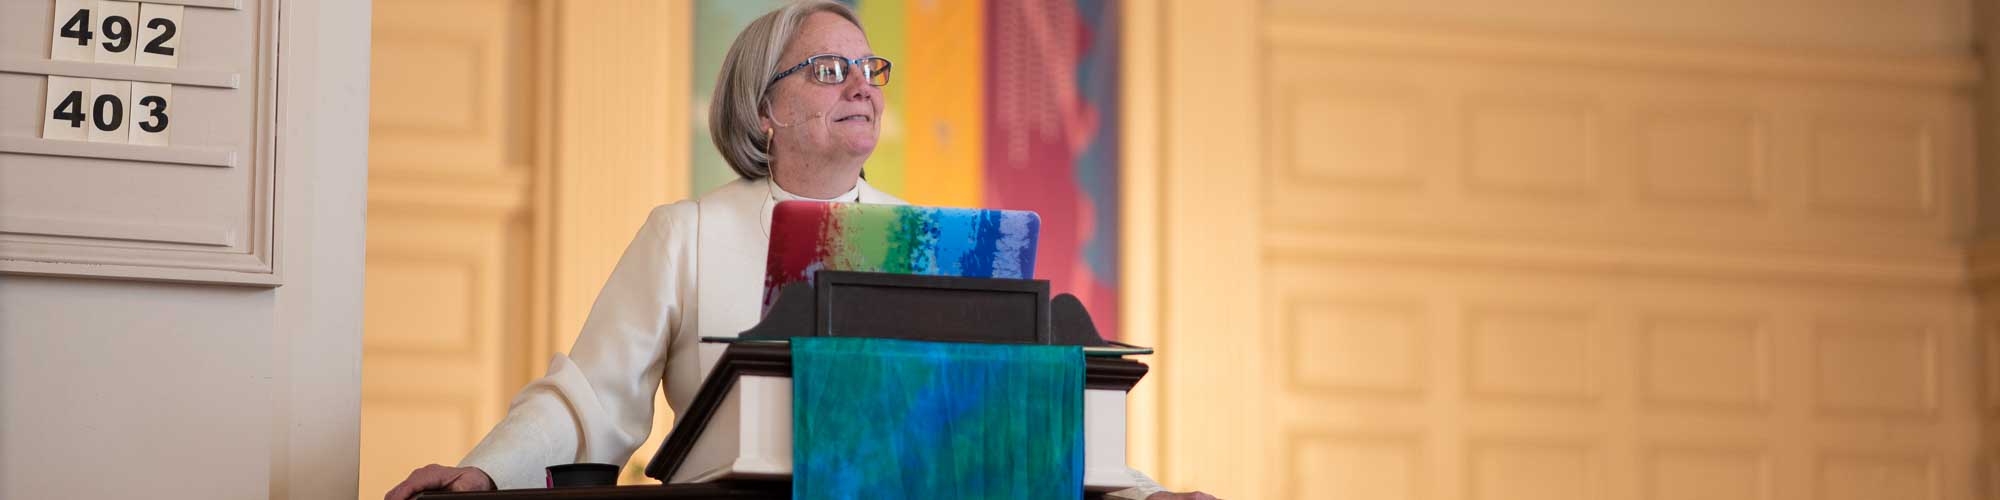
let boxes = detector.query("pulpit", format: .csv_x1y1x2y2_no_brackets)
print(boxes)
418,271,1151,500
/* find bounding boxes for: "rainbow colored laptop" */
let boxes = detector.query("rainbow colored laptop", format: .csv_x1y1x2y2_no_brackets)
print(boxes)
763,201,1040,312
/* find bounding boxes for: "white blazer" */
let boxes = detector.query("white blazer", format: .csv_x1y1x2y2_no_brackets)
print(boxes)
458,176,1163,498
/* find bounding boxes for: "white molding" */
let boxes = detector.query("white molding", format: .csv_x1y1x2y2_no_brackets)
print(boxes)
0,214,233,247
0,136,237,168
269,0,368,498
144,0,243,10
0,258,279,286
0,57,241,89
0,235,271,273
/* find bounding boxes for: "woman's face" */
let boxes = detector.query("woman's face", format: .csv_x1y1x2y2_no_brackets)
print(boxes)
762,12,884,171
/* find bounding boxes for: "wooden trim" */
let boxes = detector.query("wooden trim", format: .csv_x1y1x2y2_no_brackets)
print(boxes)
417,481,790,499
1975,237,2000,294
1262,13,1981,89
1118,0,1165,481
1976,0,2000,295
1269,230,1970,291
414,481,1118,500
525,0,560,394
1085,356,1152,391
643,344,790,482
1159,1,1265,497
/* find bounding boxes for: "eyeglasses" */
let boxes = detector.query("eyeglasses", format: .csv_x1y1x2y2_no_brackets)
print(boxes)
769,54,892,87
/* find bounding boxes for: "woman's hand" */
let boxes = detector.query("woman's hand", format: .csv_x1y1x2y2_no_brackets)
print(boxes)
1146,492,1220,500
384,464,496,500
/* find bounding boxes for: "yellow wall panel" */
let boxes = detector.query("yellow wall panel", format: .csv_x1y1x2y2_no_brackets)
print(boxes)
1149,2,1983,499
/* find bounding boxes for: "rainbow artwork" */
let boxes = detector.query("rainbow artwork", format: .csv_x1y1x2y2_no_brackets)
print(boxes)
763,201,1040,311
695,0,1123,338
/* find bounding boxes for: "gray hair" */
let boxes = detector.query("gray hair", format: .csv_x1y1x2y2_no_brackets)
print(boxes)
709,0,866,180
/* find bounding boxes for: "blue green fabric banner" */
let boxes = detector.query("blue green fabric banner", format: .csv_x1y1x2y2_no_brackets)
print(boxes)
791,337,1085,499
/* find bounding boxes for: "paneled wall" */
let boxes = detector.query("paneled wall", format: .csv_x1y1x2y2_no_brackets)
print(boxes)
1983,2,2000,497
356,1,1989,498
358,1,688,497
1150,1,1984,498
360,1,540,496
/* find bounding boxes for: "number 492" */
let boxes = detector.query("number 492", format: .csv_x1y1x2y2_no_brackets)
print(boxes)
58,4,177,57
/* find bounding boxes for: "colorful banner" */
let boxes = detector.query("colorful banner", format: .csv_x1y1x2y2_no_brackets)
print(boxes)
694,0,1121,339
792,337,1084,499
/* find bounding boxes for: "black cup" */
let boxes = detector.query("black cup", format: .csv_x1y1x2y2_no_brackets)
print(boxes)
545,463,621,488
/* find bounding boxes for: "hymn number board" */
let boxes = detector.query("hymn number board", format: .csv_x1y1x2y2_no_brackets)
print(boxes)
41,0,183,145
1,0,280,285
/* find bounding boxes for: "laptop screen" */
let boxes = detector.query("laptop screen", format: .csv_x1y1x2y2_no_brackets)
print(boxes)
762,201,1041,313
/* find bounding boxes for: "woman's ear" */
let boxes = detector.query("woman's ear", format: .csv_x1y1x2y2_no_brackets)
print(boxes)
756,101,776,140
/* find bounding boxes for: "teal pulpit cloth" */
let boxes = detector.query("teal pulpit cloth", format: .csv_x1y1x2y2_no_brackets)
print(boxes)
791,337,1085,499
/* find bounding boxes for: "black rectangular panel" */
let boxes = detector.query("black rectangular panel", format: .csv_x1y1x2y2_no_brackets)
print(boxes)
814,271,1050,344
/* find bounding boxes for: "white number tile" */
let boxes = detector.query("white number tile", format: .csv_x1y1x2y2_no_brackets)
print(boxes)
41,76,91,141
90,1,141,65
87,78,131,144
49,0,95,62
129,82,172,146
134,3,183,68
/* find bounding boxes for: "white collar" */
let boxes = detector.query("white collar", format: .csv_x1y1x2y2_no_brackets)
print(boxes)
761,178,862,237
767,178,860,203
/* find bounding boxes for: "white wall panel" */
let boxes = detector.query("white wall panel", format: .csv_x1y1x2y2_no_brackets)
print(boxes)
0,276,274,499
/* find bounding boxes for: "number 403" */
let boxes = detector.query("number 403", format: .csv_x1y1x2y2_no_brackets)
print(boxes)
43,77,171,146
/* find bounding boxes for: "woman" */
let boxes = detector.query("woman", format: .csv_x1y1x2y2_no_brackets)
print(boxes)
385,2,1211,499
